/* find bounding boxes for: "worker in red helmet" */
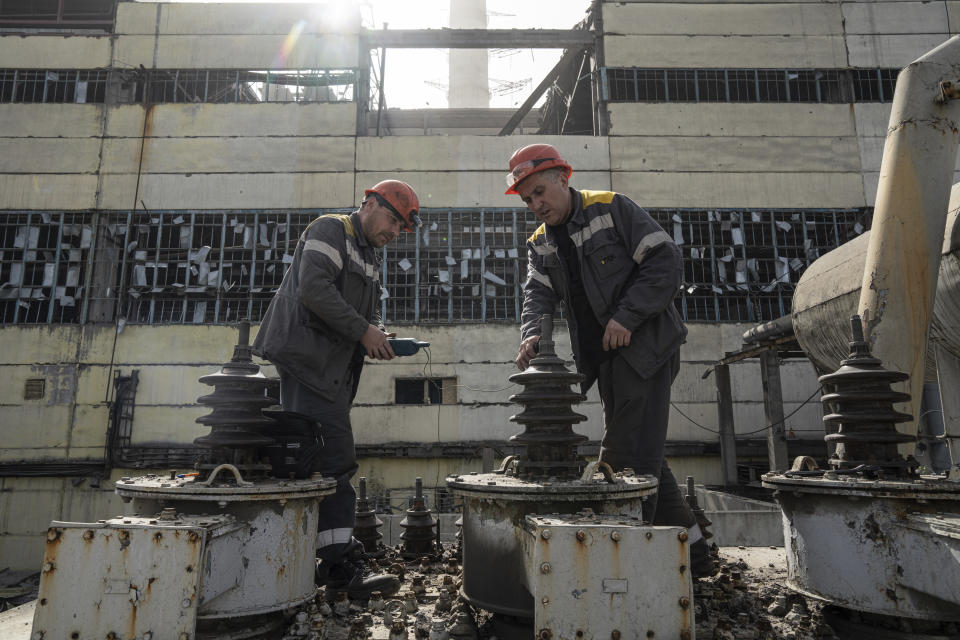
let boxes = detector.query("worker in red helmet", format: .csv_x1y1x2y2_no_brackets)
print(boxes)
253,179,421,599
506,143,715,577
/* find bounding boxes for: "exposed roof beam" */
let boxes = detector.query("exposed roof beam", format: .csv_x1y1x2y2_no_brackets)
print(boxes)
499,46,586,136
363,28,594,49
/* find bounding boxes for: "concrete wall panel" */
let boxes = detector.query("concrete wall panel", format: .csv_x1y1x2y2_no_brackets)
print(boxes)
607,103,857,137
853,102,893,138
846,34,951,67
0,326,82,365
610,136,861,172
611,171,866,207
100,136,355,174
604,34,847,68
97,171,355,209
104,103,357,138
0,36,110,69
603,3,843,36
357,135,609,172
0,105,104,138
116,2,361,35
0,175,99,209
0,139,102,173
950,2,960,33
115,34,359,69
355,171,612,208
841,2,949,34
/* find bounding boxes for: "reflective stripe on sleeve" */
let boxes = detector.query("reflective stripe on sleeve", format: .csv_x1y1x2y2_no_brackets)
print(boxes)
631,230,672,264
527,268,554,291
571,212,615,247
304,239,343,271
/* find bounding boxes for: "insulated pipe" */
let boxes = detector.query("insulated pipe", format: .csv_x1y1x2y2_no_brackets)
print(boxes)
857,36,960,438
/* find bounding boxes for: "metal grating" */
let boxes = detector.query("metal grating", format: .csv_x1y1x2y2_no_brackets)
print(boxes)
0,68,355,104
605,67,894,104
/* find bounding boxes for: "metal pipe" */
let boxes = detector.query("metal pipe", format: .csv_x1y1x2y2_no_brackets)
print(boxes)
857,36,960,437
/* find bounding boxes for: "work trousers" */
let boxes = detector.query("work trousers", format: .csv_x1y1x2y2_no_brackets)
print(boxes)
596,351,702,544
278,368,358,565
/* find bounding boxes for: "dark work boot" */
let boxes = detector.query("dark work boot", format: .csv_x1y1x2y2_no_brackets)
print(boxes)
690,538,719,578
316,540,400,599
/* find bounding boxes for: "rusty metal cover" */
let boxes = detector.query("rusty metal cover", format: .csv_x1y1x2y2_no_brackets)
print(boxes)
30,516,226,640
522,515,694,639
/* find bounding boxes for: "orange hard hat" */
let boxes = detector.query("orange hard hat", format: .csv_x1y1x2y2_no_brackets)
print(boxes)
364,179,422,231
505,144,572,195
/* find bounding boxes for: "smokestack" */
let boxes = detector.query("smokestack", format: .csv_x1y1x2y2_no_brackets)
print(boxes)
448,0,489,108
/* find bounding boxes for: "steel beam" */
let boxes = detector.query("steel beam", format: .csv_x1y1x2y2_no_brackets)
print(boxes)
760,350,790,472
363,28,594,49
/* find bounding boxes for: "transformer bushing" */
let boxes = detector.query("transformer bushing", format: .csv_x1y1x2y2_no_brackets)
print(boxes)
32,323,337,639
355,477,386,558
449,314,662,621
764,317,960,621
400,477,440,558
507,314,588,480
194,320,277,470
819,316,915,474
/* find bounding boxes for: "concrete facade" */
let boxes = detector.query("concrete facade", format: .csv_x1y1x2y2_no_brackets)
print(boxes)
1,0,950,570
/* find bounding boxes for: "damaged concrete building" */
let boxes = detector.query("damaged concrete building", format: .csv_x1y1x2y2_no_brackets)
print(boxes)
1,1,959,634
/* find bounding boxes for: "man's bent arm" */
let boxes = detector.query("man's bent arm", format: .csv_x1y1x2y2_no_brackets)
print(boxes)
608,195,683,331
297,220,371,341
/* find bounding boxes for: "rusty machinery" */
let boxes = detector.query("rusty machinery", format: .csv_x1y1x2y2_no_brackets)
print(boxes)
448,315,695,640
30,323,336,640
764,36,960,632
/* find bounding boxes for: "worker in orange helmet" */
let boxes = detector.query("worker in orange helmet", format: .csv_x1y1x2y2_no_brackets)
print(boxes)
253,179,421,599
506,144,715,577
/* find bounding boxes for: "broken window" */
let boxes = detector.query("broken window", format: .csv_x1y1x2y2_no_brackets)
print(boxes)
395,377,457,405
0,68,356,104
0,0,116,30
1,207,870,326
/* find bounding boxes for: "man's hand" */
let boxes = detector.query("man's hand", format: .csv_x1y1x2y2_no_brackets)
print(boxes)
602,318,632,351
361,324,395,360
515,335,540,369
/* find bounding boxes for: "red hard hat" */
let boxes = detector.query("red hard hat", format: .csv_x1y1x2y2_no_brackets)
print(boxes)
505,143,572,195
364,180,422,231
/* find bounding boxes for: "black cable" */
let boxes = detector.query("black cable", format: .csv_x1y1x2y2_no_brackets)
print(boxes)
670,385,824,437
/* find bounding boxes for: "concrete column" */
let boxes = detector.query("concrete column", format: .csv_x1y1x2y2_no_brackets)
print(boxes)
448,0,489,108
714,364,739,487
760,350,790,473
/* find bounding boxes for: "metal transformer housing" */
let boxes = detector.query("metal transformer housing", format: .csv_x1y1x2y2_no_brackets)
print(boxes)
763,472,960,621
448,471,657,618
115,469,335,619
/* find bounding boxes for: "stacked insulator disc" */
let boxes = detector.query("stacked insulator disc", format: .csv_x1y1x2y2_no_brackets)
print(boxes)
507,314,588,479
819,315,915,474
354,477,385,558
400,477,439,558
194,321,277,456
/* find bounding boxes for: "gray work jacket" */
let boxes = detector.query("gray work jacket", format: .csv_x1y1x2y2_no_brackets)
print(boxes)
253,211,381,402
520,189,687,389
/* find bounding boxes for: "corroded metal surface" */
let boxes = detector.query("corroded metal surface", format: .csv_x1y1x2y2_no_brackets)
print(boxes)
451,471,655,618
194,320,277,455
819,316,915,473
521,514,694,639
400,477,440,559
30,516,210,640
762,471,960,620
114,469,335,503
507,314,588,480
